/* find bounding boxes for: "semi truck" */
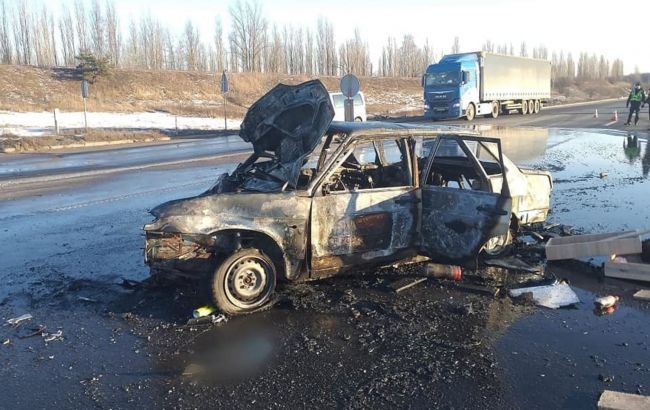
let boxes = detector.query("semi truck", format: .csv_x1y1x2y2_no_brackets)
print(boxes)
422,52,551,121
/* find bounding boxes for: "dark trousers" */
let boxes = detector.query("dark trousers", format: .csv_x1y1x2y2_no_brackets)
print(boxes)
627,102,641,124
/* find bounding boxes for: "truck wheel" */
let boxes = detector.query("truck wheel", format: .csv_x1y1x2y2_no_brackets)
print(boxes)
534,100,541,114
465,103,476,121
528,100,535,115
354,116,363,122
520,100,528,115
211,248,277,315
490,101,500,119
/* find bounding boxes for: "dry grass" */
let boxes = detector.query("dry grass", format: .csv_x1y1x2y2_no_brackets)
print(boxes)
0,65,628,118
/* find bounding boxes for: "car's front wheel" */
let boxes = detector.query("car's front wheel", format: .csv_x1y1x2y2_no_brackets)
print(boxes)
482,230,513,257
211,248,276,315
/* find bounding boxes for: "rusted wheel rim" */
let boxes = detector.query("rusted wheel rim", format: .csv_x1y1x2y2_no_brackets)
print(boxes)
224,256,271,309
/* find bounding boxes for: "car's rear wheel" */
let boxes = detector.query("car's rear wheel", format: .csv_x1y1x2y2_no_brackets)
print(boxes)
211,248,276,315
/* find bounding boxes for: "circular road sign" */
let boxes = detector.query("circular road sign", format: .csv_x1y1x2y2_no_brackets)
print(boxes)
340,74,360,98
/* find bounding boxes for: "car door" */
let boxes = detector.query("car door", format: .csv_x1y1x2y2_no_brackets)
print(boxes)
310,137,418,276
419,135,512,261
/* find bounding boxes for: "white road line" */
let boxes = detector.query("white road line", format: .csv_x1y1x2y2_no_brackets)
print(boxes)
604,120,617,127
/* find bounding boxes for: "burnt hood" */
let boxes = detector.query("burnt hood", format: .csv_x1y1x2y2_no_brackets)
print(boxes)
240,80,334,165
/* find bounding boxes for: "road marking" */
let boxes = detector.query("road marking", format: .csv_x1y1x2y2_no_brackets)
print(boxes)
0,150,250,188
604,120,617,126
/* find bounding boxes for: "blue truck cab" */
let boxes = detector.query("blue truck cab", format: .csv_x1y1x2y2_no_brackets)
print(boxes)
423,52,552,121
423,53,479,120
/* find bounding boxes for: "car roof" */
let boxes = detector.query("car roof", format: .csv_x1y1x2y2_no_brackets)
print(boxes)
327,121,480,139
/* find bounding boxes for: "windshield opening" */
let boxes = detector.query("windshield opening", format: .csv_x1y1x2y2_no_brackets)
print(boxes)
424,71,460,87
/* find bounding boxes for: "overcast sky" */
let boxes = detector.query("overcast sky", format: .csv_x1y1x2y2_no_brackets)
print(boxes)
54,0,648,74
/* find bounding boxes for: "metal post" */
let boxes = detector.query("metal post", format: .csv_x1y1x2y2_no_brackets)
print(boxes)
53,108,59,135
344,97,354,122
83,98,88,133
223,94,228,131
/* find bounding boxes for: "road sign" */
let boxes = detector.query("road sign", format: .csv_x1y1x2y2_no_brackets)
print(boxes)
340,74,359,98
81,80,89,98
220,71,229,93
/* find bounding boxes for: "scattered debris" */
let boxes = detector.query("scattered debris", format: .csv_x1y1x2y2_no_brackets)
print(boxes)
484,256,543,273
546,231,643,261
425,263,462,281
457,283,500,297
182,363,205,376
2,339,10,345
119,278,141,289
393,277,427,293
19,325,47,339
633,290,650,301
6,313,33,326
509,282,580,309
186,314,227,327
594,305,617,316
43,330,64,342
598,390,650,410
605,260,650,282
77,296,98,303
192,306,216,318
594,295,619,309
599,172,608,178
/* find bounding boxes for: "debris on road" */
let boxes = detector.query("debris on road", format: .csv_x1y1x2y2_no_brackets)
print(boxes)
6,313,33,326
43,330,64,342
2,339,10,345
509,282,580,309
604,260,650,282
594,295,619,309
182,363,205,377
598,389,650,410
77,296,98,303
425,263,462,281
546,231,643,261
18,325,47,339
484,256,543,273
633,290,650,301
192,306,216,318
392,277,427,293
186,314,227,327
599,172,608,178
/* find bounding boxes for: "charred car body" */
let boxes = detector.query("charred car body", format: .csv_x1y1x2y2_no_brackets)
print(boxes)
144,80,553,315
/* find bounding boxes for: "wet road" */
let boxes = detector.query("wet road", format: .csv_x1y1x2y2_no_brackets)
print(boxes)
2,125,650,408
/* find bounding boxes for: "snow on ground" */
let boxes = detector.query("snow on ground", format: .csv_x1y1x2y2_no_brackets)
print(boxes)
0,111,242,138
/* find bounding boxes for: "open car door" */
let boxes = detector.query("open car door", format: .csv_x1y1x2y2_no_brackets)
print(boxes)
419,135,512,261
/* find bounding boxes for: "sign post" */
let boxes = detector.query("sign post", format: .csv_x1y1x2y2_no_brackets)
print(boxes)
340,74,360,122
81,79,89,133
220,71,229,131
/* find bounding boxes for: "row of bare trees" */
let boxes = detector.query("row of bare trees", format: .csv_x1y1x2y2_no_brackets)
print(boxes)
0,0,626,80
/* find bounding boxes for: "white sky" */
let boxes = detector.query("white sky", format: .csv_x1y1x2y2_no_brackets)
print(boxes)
49,0,648,73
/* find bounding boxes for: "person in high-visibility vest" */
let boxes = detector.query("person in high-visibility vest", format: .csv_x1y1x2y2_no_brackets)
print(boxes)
625,82,646,126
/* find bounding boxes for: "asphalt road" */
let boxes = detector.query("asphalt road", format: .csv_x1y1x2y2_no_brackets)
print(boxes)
2,103,650,408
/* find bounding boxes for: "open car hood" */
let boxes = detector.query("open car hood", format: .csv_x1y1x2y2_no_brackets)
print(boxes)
224,80,334,192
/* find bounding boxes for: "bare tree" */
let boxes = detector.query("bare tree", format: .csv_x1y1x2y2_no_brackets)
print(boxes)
14,0,32,64
74,0,88,51
90,0,104,55
59,4,76,66
214,17,225,72
105,0,120,65
183,20,201,70
316,17,336,75
229,0,266,72
451,36,460,54
519,42,527,57
0,0,13,63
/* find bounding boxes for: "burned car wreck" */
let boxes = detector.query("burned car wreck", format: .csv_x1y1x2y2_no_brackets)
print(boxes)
144,80,553,315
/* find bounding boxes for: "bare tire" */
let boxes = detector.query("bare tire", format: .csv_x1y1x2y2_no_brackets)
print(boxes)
482,230,513,257
211,248,276,315
520,100,528,115
490,101,500,119
466,103,476,121
354,117,363,122
534,100,541,114
528,100,535,115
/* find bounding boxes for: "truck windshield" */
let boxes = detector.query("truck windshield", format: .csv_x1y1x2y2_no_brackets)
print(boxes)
424,71,459,87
